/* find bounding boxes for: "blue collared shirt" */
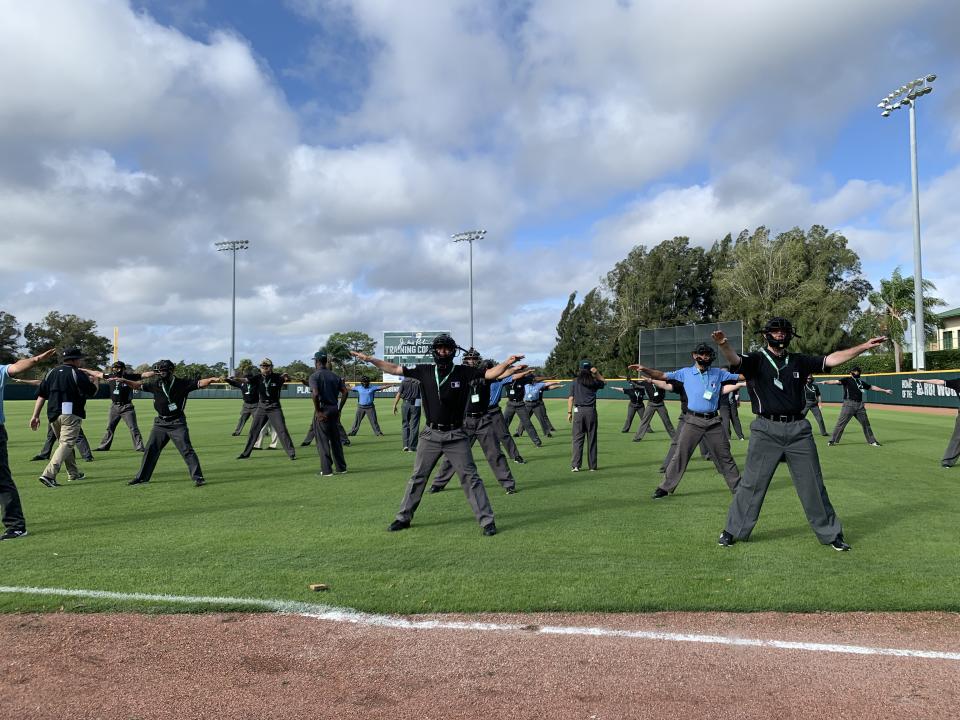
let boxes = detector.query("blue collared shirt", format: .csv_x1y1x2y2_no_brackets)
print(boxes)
0,365,8,423
488,376,512,407
665,365,739,413
523,381,545,402
355,385,381,405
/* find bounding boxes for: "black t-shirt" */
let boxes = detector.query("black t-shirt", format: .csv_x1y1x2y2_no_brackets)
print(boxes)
945,378,960,408
736,351,826,415
308,368,346,406
398,377,420,402
643,381,665,404
507,377,529,402
803,381,821,404
665,379,688,414
624,386,645,405
253,372,286,406
38,364,99,420
465,376,491,416
569,377,605,406
106,372,143,405
141,377,201,420
225,377,258,404
402,363,484,427
839,376,872,402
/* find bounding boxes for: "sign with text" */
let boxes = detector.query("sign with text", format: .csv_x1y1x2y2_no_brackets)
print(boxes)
382,330,450,382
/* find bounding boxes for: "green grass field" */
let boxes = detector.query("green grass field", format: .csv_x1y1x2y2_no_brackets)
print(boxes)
1,397,958,614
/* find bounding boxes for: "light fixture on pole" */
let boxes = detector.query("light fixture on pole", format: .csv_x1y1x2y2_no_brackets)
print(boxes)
214,238,250,377
451,229,487,350
877,73,936,370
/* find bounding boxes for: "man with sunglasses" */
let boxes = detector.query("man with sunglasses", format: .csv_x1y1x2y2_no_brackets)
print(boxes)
236,358,297,461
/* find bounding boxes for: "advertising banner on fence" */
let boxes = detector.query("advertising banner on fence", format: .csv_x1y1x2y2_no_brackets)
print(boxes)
382,330,450,382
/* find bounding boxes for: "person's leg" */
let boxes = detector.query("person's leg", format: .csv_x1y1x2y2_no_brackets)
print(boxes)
254,421,269,450
36,425,56,459
829,402,855,443
730,404,745,439
76,427,94,461
131,424,170,484
267,408,296,458
97,403,123,450
395,430,445,524
492,410,521,460
326,410,347,472
314,415,339,475
444,437,496,528
583,407,599,470
622,404,637,432
724,418,785,540
502,402,517,431
348,407,363,435
168,423,205,483
477,420,514,489
408,405,421,450
782,421,843,543
369,407,384,435
239,410,268,457
266,421,279,449
233,406,253,435
658,419,704,493
301,423,316,446
516,404,541,446
43,416,80,482
659,414,686,471
122,405,145,450
941,413,960,467
535,402,554,434
656,406,676,436
854,405,878,444
719,404,731,438
809,406,828,436
700,419,741,491
570,411,586,469
0,426,26,532
632,405,655,441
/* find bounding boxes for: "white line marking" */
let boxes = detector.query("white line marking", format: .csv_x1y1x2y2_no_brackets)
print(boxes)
2,585,959,661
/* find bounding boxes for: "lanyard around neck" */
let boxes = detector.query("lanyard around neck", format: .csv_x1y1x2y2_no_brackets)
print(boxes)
435,366,454,388
761,349,789,375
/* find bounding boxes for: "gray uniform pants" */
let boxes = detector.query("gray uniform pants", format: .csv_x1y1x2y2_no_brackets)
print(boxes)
801,402,828,436
313,406,347,474
633,403,675,440
660,414,740,493
134,418,204,484
942,412,960,467
401,401,421,450
38,423,93,461
660,414,711,471
622,403,644,432
233,402,258,435
240,405,296,458
0,425,26,532
433,414,515,490
518,400,554,436
725,417,842,544
719,402,745,440
349,405,383,436
571,405,598,470
829,401,877,444
504,400,541,445
395,427,495,529
490,407,521,461
97,402,144,451
301,421,349,446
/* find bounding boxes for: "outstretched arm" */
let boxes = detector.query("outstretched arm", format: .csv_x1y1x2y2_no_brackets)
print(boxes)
908,377,944,386
819,380,841,385
198,376,221,389
628,364,665,381
7,348,57,377
711,331,741,369
350,351,403,376
824,336,887,368
484,355,524,380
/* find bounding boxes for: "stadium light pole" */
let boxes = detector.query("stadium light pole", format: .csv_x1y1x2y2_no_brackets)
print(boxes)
214,239,249,377
451,229,486,349
878,73,936,370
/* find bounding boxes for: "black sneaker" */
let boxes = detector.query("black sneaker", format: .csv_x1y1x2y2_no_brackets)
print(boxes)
428,485,443,494
300,442,310,446
652,488,669,499
571,467,580,472
514,456,526,464
30,454,48,462
830,534,851,551
194,478,206,487
236,454,249,459
827,441,837,446
388,519,411,532
869,441,882,447
127,477,149,485
718,531,735,547
68,472,86,482
657,467,665,473
505,488,517,495
0,528,28,541
83,456,94,462
482,523,498,536
38,476,59,488
232,431,242,436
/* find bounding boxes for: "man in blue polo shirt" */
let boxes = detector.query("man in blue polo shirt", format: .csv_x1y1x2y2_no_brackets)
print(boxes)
632,343,741,499
347,376,384,436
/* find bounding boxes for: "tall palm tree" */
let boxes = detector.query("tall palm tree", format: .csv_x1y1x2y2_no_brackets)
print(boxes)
866,268,944,372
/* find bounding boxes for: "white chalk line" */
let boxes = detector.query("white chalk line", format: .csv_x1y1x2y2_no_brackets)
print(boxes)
2,585,959,662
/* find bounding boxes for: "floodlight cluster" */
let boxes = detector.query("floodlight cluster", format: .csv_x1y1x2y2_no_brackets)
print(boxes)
214,239,250,251
451,230,487,243
877,74,936,117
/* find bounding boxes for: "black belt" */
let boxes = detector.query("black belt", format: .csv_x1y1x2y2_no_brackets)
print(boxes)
426,422,461,431
688,411,718,419
466,412,485,418
758,413,804,422
157,415,184,422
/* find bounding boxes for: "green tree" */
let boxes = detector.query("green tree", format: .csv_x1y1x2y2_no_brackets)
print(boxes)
544,289,618,377
0,310,21,364
855,267,945,372
326,331,377,381
279,359,312,381
714,226,870,353
23,311,112,369
236,358,254,377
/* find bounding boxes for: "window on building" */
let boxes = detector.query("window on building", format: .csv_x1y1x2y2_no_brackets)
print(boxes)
945,331,954,350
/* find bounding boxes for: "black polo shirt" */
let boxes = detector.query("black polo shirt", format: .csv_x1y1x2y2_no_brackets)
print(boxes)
253,372,286,407
397,377,420,402
666,379,688,414
569,377,605,407
402,363,484,427
624,386,645,405
225,377,258,404
643,381,665,404
107,372,143,405
308,368,346,406
37,364,99,421
507,377,528,403
465,376,491,416
839,376,872,402
735,351,826,415
803,381,821,404
141,377,201,420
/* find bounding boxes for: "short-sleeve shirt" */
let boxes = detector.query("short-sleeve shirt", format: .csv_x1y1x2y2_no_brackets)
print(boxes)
945,378,960,409
253,372,286,407
402,363,484,427
0,364,8,424
623,386,645,405
465,376,491,416
141,376,202,420
397,377,420,402
665,366,740,414
569,377,605,406
226,377,259,404
308,368,346,406
107,372,142,404
665,379,689,414
839,376,872,402
735,351,826,415
523,381,546,403
507,377,528,402
37,364,99,420
488,377,512,408
355,385,381,406
803,382,821,404
643,382,665,404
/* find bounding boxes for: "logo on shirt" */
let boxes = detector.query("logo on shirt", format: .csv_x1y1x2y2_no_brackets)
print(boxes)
792,372,800,378
450,381,461,388
404,365,416,370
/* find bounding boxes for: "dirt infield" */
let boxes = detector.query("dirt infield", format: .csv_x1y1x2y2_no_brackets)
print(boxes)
3,611,959,719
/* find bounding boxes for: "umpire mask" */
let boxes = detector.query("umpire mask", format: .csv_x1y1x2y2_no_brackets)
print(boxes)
762,317,800,350
693,343,715,368
431,334,457,373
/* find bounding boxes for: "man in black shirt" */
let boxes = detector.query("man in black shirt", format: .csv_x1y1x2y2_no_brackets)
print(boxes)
237,358,297,460
719,379,747,441
225,370,259,436
308,349,349,476
91,361,149,452
822,367,892,446
632,380,675,441
392,376,421,452
713,318,887,550
567,361,605,472
615,378,646,432
30,347,99,487
124,360,220,486
906,376,960,468
801,375,828,436
503,375,542,446
352,334,523,536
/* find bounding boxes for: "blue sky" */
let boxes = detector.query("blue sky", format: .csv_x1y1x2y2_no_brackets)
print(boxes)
1,0,959,368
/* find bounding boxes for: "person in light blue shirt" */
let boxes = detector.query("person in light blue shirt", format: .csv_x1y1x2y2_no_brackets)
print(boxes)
1,348,57,540
632,343,742,499
347,377,384,436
